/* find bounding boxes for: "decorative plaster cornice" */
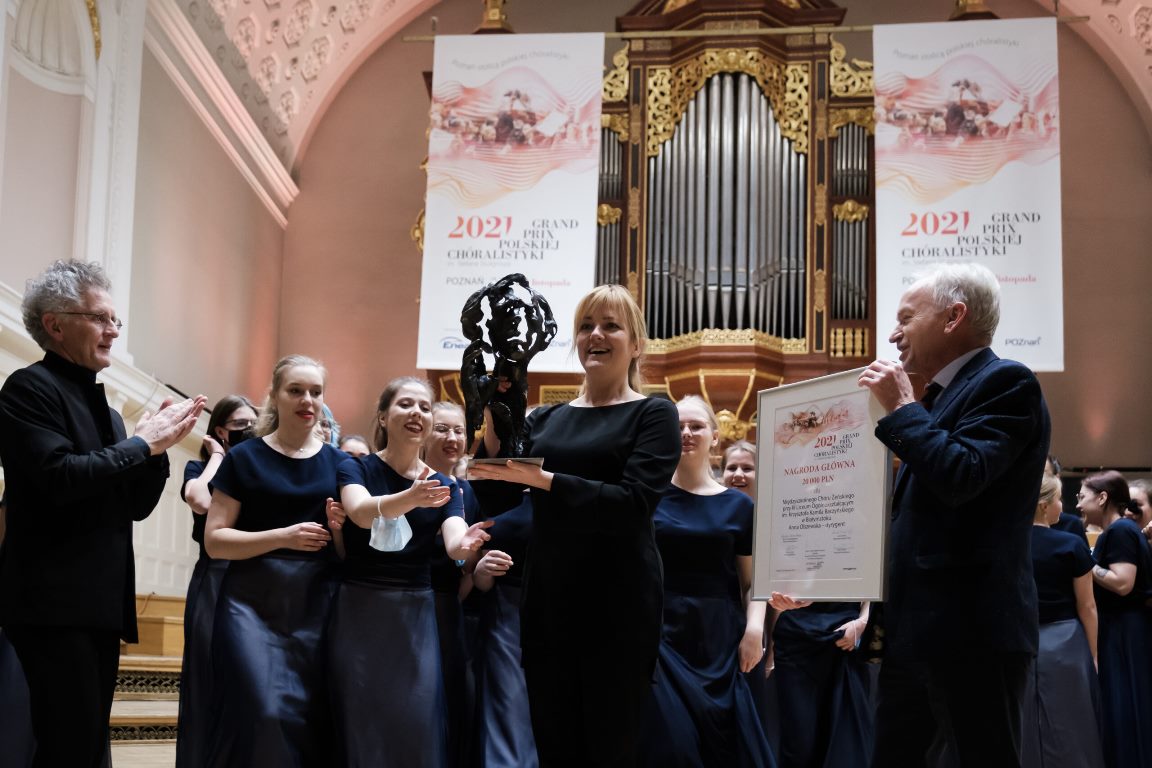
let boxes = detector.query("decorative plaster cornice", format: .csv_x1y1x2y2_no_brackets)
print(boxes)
145,0,298,228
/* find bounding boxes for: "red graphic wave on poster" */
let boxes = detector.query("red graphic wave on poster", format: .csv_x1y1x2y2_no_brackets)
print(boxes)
428,66,601,208
774,398,868,449
874,54,1059,204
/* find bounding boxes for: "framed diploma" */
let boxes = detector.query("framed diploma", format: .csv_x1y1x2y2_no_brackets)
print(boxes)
751,368,891,602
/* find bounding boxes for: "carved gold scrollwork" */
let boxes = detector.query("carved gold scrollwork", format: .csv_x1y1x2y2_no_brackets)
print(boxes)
601,113,630,142
86,0,101,59
597,204,623,226
628,187,641,229
829,37,873,99
815,184,827,226
411,209,425,253
829,107,876,137
716,409,752,443
645,328,806,354
662,0,692,12
815,269,827,312
833,200,870,223
647,51,810,157
603,45,630,103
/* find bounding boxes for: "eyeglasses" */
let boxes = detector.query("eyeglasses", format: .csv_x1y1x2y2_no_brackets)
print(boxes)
1075,492,1093,501
58,311,123,331
225,418,256,429
432,424,467,437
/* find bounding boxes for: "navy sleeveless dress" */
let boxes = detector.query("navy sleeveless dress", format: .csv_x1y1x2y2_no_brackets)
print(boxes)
640,486,775,767
329,455,463,767
206,439,343,768
473,491,538,767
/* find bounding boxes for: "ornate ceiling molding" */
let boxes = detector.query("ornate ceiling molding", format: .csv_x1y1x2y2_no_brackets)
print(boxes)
1032,0,1152,141
171,0,436,172
145,0,298,227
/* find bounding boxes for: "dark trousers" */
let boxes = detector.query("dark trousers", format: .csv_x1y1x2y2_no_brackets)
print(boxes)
524,650,652,768
872,653,1032,768
6,625,119,768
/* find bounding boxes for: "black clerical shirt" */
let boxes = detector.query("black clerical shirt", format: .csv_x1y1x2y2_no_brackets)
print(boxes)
0,351,169,641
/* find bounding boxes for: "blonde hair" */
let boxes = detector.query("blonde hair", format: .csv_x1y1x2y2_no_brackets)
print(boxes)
571,284,647,393
1037,472,1061,508
677,395,719,432
255,354,326,437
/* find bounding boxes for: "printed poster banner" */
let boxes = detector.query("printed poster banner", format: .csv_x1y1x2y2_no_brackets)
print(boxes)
418,33,605,372
873,19,1063,371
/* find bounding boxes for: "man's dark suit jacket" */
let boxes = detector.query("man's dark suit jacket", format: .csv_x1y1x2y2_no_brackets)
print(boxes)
0,352,169,643
875,347,1050,661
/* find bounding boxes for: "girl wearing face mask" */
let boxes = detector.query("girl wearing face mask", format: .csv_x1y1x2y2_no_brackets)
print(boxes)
639,396,774,767
176,394,256,768
330,378,491,767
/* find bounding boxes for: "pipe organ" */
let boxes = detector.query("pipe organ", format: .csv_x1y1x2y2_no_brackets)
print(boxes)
426,1,878,443
597,0,877,441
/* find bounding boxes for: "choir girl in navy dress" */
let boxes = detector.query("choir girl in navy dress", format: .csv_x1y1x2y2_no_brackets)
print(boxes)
423,400,482,764
176,394,256,768
469,284,681,767
471,485,537,767
721,441,779,752
204,355,344,767
1022,472,1103,768
639,396,773,767
330,378,490,767
1079,470,1152,768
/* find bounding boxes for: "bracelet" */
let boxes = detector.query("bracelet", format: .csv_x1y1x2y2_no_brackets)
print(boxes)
211,452,225,458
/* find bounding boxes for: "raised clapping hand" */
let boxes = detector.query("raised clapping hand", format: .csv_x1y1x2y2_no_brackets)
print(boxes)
857,360,916,414
282,521,332,552
475,549,513,578
408,466,453,508
202,435,224,458
135,395,208,455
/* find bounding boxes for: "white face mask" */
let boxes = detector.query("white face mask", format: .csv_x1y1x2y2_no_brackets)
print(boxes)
369,514,413,552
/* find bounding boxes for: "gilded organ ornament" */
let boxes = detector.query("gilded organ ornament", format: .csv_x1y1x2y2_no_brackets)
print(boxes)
646,50,810,157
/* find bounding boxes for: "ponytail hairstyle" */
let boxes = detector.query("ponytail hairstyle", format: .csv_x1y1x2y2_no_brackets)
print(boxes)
254,354,326,437
1082,470,1135,516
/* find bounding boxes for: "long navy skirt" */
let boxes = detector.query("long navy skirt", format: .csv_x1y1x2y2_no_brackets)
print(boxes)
1021,618,1104,768
207,556,337,768
1097,609,1152,768
640,592,775,767
176,557,227,768
474,584,537,767
328,582,448,767
773,642,874,768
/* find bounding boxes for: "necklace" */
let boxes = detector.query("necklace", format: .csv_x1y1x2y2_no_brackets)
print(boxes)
272,434,313,456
